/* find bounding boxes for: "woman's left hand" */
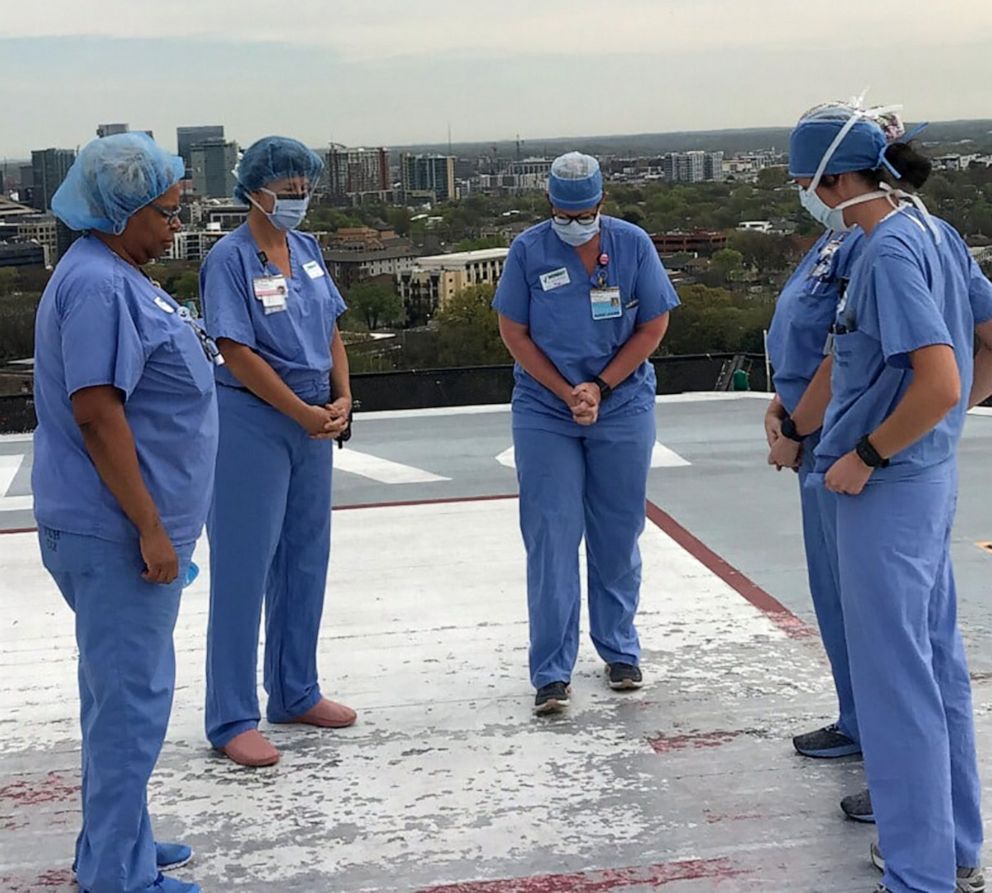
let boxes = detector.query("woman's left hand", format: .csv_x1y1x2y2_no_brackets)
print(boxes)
313,397,351,440
768,436,802,471
825,451,874,495
571,383,600,425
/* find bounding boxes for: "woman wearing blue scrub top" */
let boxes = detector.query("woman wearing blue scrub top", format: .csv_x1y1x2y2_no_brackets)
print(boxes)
494,152,679,715
201,136,356,768
32,135,217,893
765,226,864,761
790,103,992,893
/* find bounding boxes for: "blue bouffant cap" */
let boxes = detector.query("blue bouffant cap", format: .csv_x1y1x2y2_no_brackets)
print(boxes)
234,136,324,202
548,152,603,211
788,104,887,179
52,133,184,235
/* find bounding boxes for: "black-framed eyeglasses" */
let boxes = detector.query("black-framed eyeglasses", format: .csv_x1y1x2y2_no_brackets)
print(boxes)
551,209,599,225
150,203,183,224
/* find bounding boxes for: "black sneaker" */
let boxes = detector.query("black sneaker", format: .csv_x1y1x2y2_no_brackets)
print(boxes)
793,723,861,758
840,788,875,823
606,663,643,690
534,682,570,715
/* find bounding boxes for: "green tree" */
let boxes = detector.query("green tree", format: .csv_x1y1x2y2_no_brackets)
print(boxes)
345,281,404,331
433,284,510,366
455,235,507,252
711,248,744,280
172,271,200,300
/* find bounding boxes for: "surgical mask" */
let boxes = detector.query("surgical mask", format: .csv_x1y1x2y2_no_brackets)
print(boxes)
552,213,601,246
248,187,310,231
799,185,894,232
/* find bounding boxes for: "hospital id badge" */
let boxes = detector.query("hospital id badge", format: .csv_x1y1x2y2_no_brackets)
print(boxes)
253,275,288,314
590,287,622,320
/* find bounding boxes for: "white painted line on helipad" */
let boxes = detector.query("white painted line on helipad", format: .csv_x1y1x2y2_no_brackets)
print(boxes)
334,449,450,484
496,442,690,470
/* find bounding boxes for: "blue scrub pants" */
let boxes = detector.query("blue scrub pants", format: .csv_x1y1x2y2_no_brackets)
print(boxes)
836,463,982,893
205,384,332,749
39,527,194,893
798,438,858,742
513,409,655,689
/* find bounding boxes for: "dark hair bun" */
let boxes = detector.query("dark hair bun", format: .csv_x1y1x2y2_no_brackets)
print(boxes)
882,142,932,189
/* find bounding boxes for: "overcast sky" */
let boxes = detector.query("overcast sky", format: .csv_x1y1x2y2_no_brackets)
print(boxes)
2,0,990,159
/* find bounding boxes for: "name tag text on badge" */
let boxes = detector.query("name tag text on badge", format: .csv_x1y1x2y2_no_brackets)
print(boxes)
590,287,622,320
253,275,288,313
303,260,325,280
540,268,570,291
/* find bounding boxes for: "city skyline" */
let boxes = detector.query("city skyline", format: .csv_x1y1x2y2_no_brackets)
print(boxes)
1,1,990,159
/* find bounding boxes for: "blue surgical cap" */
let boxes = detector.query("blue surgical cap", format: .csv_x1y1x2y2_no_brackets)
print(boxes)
548,152,603,211
51,133,185,235
234,136,324,202
789,108,887,179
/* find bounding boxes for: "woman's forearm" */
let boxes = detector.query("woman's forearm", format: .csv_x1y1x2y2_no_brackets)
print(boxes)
790,356,833,435
74,395,162,536
870,346,960,459
598,315,670,387
218,339,309,422
330,327,351,401
502,332,573,402
969,345,992,410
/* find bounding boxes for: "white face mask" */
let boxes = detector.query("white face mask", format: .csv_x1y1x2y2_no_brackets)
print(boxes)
552,213,601,246
799,184,893,232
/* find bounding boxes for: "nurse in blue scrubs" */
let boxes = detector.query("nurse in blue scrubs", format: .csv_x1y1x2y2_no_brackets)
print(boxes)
33,134,218,893
494,152,679,715
791,103,992,893
201,136,355,768
765,211,863,761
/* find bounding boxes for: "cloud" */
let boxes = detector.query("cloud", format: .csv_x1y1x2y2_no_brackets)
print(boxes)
1,3,990,158
3,0,990,58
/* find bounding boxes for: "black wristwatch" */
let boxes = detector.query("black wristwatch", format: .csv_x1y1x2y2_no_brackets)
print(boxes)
856,435,889,469
780,416,805,443
593,376,613,401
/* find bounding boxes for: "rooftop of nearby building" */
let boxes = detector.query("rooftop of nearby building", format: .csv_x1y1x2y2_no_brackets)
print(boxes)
3,393,992,891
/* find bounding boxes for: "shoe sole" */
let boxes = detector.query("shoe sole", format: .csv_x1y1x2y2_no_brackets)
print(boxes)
870,846,884,873
608,679,643,690
533,698,570,715
794,743,862,759
214,746,280,768
842,809,876,824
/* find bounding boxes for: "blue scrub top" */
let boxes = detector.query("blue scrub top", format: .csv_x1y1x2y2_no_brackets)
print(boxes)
767,229,864,415
493,216,679,427
816,208,992,478
200,224,347,397
32,236,219,545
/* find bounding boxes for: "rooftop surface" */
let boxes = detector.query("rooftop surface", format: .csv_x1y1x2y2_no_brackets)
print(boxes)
2,393,992,892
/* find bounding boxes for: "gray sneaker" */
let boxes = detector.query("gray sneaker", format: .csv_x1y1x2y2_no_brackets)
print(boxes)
871,840,985,892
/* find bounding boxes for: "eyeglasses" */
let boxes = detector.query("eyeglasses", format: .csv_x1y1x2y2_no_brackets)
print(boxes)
551,210,599,225
150,203,183,224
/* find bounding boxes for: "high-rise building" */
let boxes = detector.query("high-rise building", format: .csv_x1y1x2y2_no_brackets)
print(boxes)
30,148,75,211
400,154,456,202
326,146,391,200
97,123,129,138
177,125,225,174
663,151,721,184
189,139,239,199
704,152,725,181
